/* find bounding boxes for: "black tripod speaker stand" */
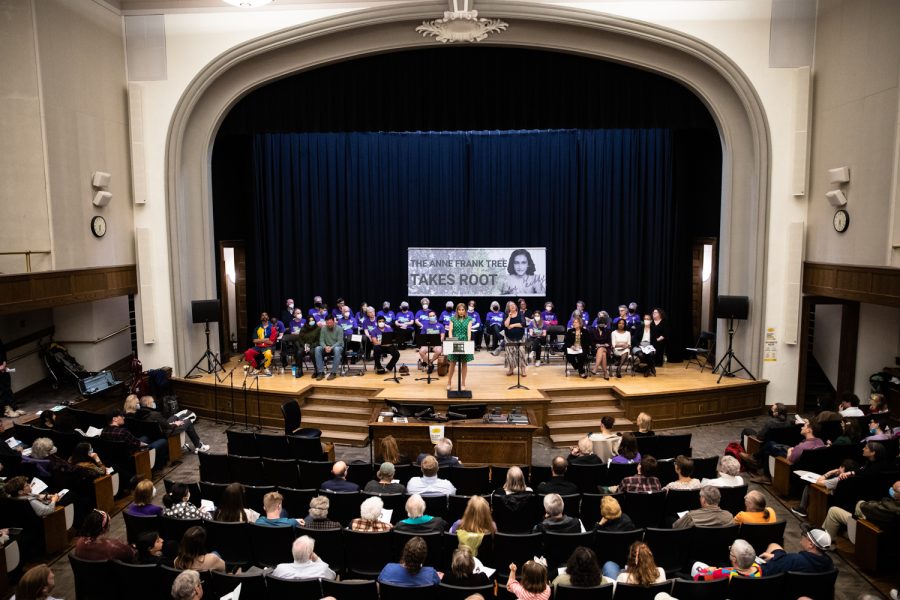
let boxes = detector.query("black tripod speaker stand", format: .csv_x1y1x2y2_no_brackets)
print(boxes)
712,295,756,384
185,319,225,380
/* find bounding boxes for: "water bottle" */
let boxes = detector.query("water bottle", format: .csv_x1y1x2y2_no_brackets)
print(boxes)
292,365,297,378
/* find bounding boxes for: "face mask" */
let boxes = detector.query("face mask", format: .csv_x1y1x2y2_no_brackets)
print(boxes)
545,306,552,311
890,487,896,499
287,304,293,310
343,312,350,318
315,302,322,308
378,323,385,329
423,304,429,309
429,316,437,323
468,307,474,313
149,401,156,410
308,320,315,326
644,319,651,326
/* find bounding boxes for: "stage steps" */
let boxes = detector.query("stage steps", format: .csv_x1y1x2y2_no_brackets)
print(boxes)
300,388,377,447
544,388,633,448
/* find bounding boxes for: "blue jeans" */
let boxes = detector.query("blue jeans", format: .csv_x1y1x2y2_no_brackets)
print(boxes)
314,345,343,375
602,561,621,580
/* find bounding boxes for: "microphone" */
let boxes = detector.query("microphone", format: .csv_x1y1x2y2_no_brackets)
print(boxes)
414,407,433,419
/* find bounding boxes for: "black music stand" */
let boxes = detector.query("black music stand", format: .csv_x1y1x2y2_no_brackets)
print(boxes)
378,331,400,383
508,341,529,390
415,333,442,384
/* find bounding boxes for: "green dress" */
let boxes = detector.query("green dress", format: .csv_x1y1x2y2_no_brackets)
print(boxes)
448,316,474,363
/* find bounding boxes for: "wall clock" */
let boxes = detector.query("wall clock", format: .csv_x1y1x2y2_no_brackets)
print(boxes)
832,209,849,233
91,215,107,238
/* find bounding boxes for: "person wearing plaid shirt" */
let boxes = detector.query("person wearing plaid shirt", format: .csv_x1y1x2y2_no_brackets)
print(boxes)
301,495,340,530
350,496,393,531
618,456,661,492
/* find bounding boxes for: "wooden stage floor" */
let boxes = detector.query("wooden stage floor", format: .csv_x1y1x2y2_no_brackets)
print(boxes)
189,349,761,403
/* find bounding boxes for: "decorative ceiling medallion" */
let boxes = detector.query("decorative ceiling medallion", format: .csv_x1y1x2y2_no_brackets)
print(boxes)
416,0,508,43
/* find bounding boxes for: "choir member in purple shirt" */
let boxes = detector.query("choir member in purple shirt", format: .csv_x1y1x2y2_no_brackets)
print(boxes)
418,311,445,374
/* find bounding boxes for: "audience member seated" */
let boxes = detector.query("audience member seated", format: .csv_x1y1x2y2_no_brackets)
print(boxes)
822,480,900,540
792,459,858,519
4,475,60,517
320,460,359,492
734,490,776,524
271,535,337,580
350,496,392,531
602,541,666,584
673,486,734,529
126,479,164,517
313,315,344,381
855,441,892,478
364,462,406,495
568,436,604,466
831,418,863,446
617,456,661,493
587,416,621,462
742,402,790,440
22,438,66,479
394,494,447,534
633,412,654,437
506,559,550,600
378,535,442,587
442,546,490,587
611,433,641,465
535,456,579,496
135,530,169,565
213,482,260,523
67,442,107,478
552,546,612,589
594,496,636,532
133,395,209,454
171,569,203,600
303,495,341,529
244,311,277,376
102,409,167,465
495,466,533,495
838,393,865,417
73,509,136,562
630,315,658,377
868,393,889,416
691,538,761,580
14,564,58,600
701,455,745,487
663,455,701,491
173,526,226,572
256,491,303,527
863,418,896,442
758,524,833,575
164,482,209,520
378,435,408,465
416,437,461,468
407,455,457,496
450,495,496,557
533,493,581,533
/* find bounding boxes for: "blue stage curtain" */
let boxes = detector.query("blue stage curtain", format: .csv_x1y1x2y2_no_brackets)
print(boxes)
249,128,681,350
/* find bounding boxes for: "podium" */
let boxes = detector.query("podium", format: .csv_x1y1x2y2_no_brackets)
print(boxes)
443,339,475,399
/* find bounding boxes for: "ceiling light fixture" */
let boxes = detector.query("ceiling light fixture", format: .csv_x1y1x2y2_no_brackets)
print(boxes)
223,0,273,8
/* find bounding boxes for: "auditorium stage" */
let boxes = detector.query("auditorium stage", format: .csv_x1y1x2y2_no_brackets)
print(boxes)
171,350,768,446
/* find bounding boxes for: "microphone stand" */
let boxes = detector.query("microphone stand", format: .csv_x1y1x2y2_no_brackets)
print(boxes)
220,361,243,426
252,375,262,431
240,367,252,432
508,341,529,390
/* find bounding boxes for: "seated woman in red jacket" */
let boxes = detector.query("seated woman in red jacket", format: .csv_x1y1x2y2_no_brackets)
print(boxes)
73,509,136,562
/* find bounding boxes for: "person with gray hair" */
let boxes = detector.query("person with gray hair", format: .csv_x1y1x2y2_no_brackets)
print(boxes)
416,437,462,468
23,437,60,479
350,496,392,531
700,455,745,487
271,535,336,580
364,461,406,495
533,493,581,533
673,486,734,528
394,493,447,534
171,569,203,600
691,538,761,580
303,495,340,530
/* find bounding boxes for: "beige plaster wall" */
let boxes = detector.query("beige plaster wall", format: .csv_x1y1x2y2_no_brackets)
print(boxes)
806,0,900,266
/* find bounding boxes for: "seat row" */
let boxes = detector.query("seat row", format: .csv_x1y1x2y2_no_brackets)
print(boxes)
65,554,839,600
198,453,724,494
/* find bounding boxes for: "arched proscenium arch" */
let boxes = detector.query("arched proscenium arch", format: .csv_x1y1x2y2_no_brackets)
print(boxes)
166,1,770,375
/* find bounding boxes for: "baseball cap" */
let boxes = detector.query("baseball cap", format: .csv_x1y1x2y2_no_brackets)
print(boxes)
801,524,831,550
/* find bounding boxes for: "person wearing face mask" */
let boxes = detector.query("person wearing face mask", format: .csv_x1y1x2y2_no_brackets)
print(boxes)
418,310,445,374
360,306,379,361
313,303,330,326
378,301,396,325
541,302,558,326
440,301,456,327
332,298,348,319
625,302,642,328
466,301,483,350
283,308,306,366
244,312,277,375
527,311,548,366
485,301,505,352
631,314,657,377
415,297,432,330
296,316,322,376
371,315,400,374
338,307,358,334
280,298,296,330
612,305,629,328
308,295,324,317
394,301,416,348
822,480,900,541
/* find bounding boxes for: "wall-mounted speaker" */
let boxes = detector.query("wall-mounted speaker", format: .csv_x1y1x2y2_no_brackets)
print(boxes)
91,171,111,188
715,296,749,320
191,299,221,324
825,189,847,207
828,166,850,185
92,191,112,207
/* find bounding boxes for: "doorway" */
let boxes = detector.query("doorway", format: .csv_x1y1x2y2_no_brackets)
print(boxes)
218,241,246,363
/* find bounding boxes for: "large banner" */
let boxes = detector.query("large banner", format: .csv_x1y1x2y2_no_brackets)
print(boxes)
408,248,547,297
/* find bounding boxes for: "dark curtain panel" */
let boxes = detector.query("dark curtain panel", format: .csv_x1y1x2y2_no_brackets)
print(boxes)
248,128,686,356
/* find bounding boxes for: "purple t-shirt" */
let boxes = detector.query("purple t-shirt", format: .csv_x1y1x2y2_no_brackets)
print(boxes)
486,311,505,327
394,310,415,328
338,316,358,333
421,321,445,336
541,311,558,326
371,324,394,342
126,503,164,517
287,318,305,335
361,317,378,337
789,437,825,464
